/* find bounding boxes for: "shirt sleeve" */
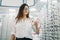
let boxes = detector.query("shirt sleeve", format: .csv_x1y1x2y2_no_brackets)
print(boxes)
10,18,16,35
30,18,36,32
31,17,40,32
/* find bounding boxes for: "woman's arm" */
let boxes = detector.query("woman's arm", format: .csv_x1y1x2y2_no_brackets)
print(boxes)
10,23,16,40
33,20,40,34
10,27,16,40
10,34,15,40
10,18,16,40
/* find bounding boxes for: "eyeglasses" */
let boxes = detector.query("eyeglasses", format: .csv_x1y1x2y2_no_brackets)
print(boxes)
24,8,29,10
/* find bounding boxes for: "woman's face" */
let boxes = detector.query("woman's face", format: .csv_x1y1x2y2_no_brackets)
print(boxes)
23,6,29,15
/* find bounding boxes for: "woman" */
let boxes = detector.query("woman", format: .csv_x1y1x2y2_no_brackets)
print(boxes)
10,3,40,40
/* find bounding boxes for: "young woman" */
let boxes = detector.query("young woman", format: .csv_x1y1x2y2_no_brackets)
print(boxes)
10,3,40,40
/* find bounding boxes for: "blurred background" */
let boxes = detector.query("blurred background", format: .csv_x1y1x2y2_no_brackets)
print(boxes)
0,0,60,40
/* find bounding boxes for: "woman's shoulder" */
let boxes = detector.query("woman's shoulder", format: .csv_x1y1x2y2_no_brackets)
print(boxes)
27,17,34,23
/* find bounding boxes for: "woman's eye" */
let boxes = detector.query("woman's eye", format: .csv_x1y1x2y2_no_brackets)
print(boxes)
24,8,28,10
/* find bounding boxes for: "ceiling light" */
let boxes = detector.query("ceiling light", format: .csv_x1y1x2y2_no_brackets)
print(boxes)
9,9,16,12
29,7,37,12
40,0,47,2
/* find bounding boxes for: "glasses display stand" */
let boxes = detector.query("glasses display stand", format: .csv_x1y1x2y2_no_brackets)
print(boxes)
44,0,60,40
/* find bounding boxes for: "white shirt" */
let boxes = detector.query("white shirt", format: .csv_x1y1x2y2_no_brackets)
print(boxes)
11,18,34,39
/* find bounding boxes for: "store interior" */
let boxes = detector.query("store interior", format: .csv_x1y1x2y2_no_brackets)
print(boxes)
0,0,60,40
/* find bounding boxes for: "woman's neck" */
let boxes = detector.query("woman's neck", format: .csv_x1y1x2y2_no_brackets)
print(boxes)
22,15,27,20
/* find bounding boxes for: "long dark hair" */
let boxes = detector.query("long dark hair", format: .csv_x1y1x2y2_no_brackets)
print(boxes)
15,3,29,23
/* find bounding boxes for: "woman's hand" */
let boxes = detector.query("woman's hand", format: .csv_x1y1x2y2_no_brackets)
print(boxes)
33,20,40,34
10,34,15,40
